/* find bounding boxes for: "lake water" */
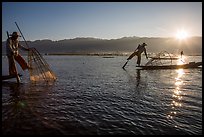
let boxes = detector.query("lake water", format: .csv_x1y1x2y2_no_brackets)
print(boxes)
2,55,202,135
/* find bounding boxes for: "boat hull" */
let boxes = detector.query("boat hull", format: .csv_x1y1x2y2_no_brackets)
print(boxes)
137,62,202,70
2,74,22,81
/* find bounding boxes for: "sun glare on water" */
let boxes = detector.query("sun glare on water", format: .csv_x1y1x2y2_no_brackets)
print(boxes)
175,29,189,40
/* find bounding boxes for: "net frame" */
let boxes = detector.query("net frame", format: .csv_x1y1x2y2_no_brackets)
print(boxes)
145,51,173,66
28,48,57,83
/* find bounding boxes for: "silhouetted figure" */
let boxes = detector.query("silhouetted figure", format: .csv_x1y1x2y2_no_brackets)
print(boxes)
122,42,148,69
181,51,184,58
134,43,148,66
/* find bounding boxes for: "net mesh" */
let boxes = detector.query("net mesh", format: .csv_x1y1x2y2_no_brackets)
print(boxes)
145,51,175,66
28,48,57,82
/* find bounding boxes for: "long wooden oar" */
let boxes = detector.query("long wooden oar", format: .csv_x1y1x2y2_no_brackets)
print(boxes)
122,60,129,69
15,22,29,48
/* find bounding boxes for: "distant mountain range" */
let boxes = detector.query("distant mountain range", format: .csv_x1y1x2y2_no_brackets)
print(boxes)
2,36,202,55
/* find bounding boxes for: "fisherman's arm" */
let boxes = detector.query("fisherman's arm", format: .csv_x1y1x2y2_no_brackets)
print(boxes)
135,45,139,52
144,49,148,59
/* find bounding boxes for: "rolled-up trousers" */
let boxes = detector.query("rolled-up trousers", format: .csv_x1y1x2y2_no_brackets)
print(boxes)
7,54,29,75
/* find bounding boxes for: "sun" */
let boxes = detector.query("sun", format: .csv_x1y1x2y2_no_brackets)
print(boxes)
175,29,189,40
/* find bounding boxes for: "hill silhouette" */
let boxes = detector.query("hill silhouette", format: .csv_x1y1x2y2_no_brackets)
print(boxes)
2,36,202,55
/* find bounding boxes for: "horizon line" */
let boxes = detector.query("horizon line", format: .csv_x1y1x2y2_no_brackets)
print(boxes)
2,35,202,42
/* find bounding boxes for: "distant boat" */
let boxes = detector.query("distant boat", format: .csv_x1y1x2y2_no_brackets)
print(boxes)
136,62,202,70
102,56,114,58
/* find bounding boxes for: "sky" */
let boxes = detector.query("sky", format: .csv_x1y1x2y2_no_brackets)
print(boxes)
2,2,202,41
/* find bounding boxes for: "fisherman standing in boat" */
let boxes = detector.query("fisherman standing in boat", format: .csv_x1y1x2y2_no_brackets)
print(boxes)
6,31,31,80
127,42,148,66
135,43,148,66
181,51,184,58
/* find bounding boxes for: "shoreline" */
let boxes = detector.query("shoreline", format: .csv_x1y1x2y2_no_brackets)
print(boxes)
1,53,202,57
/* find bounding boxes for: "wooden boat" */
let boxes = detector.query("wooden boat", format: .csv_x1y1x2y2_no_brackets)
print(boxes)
2,74,22,81
137,62,202,70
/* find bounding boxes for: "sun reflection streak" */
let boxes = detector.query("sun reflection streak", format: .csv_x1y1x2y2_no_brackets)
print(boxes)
167,69,185,122
176,69,185,77
177,56,186,65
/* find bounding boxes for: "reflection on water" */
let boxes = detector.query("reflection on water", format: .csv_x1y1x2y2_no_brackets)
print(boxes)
2,82,27,114
177,56,186,65
123,69,147,92
2,81,64,135
136,70,141,87
2,56,202,135
167,69,184,122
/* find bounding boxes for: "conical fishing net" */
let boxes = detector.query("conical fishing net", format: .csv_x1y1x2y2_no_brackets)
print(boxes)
145,51,175,66
28,48,57,82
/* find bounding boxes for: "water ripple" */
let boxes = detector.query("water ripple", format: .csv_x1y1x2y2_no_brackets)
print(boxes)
2,56,202,135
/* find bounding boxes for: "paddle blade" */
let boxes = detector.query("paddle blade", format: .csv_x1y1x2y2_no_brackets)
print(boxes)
122,60,129,69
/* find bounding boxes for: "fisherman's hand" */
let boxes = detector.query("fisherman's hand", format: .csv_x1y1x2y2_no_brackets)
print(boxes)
14,51,19,57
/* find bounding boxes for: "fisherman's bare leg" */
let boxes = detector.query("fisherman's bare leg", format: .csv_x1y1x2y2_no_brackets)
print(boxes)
8,56,17,75
137,55,141,66
14,54,31,70
8,55,20,83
